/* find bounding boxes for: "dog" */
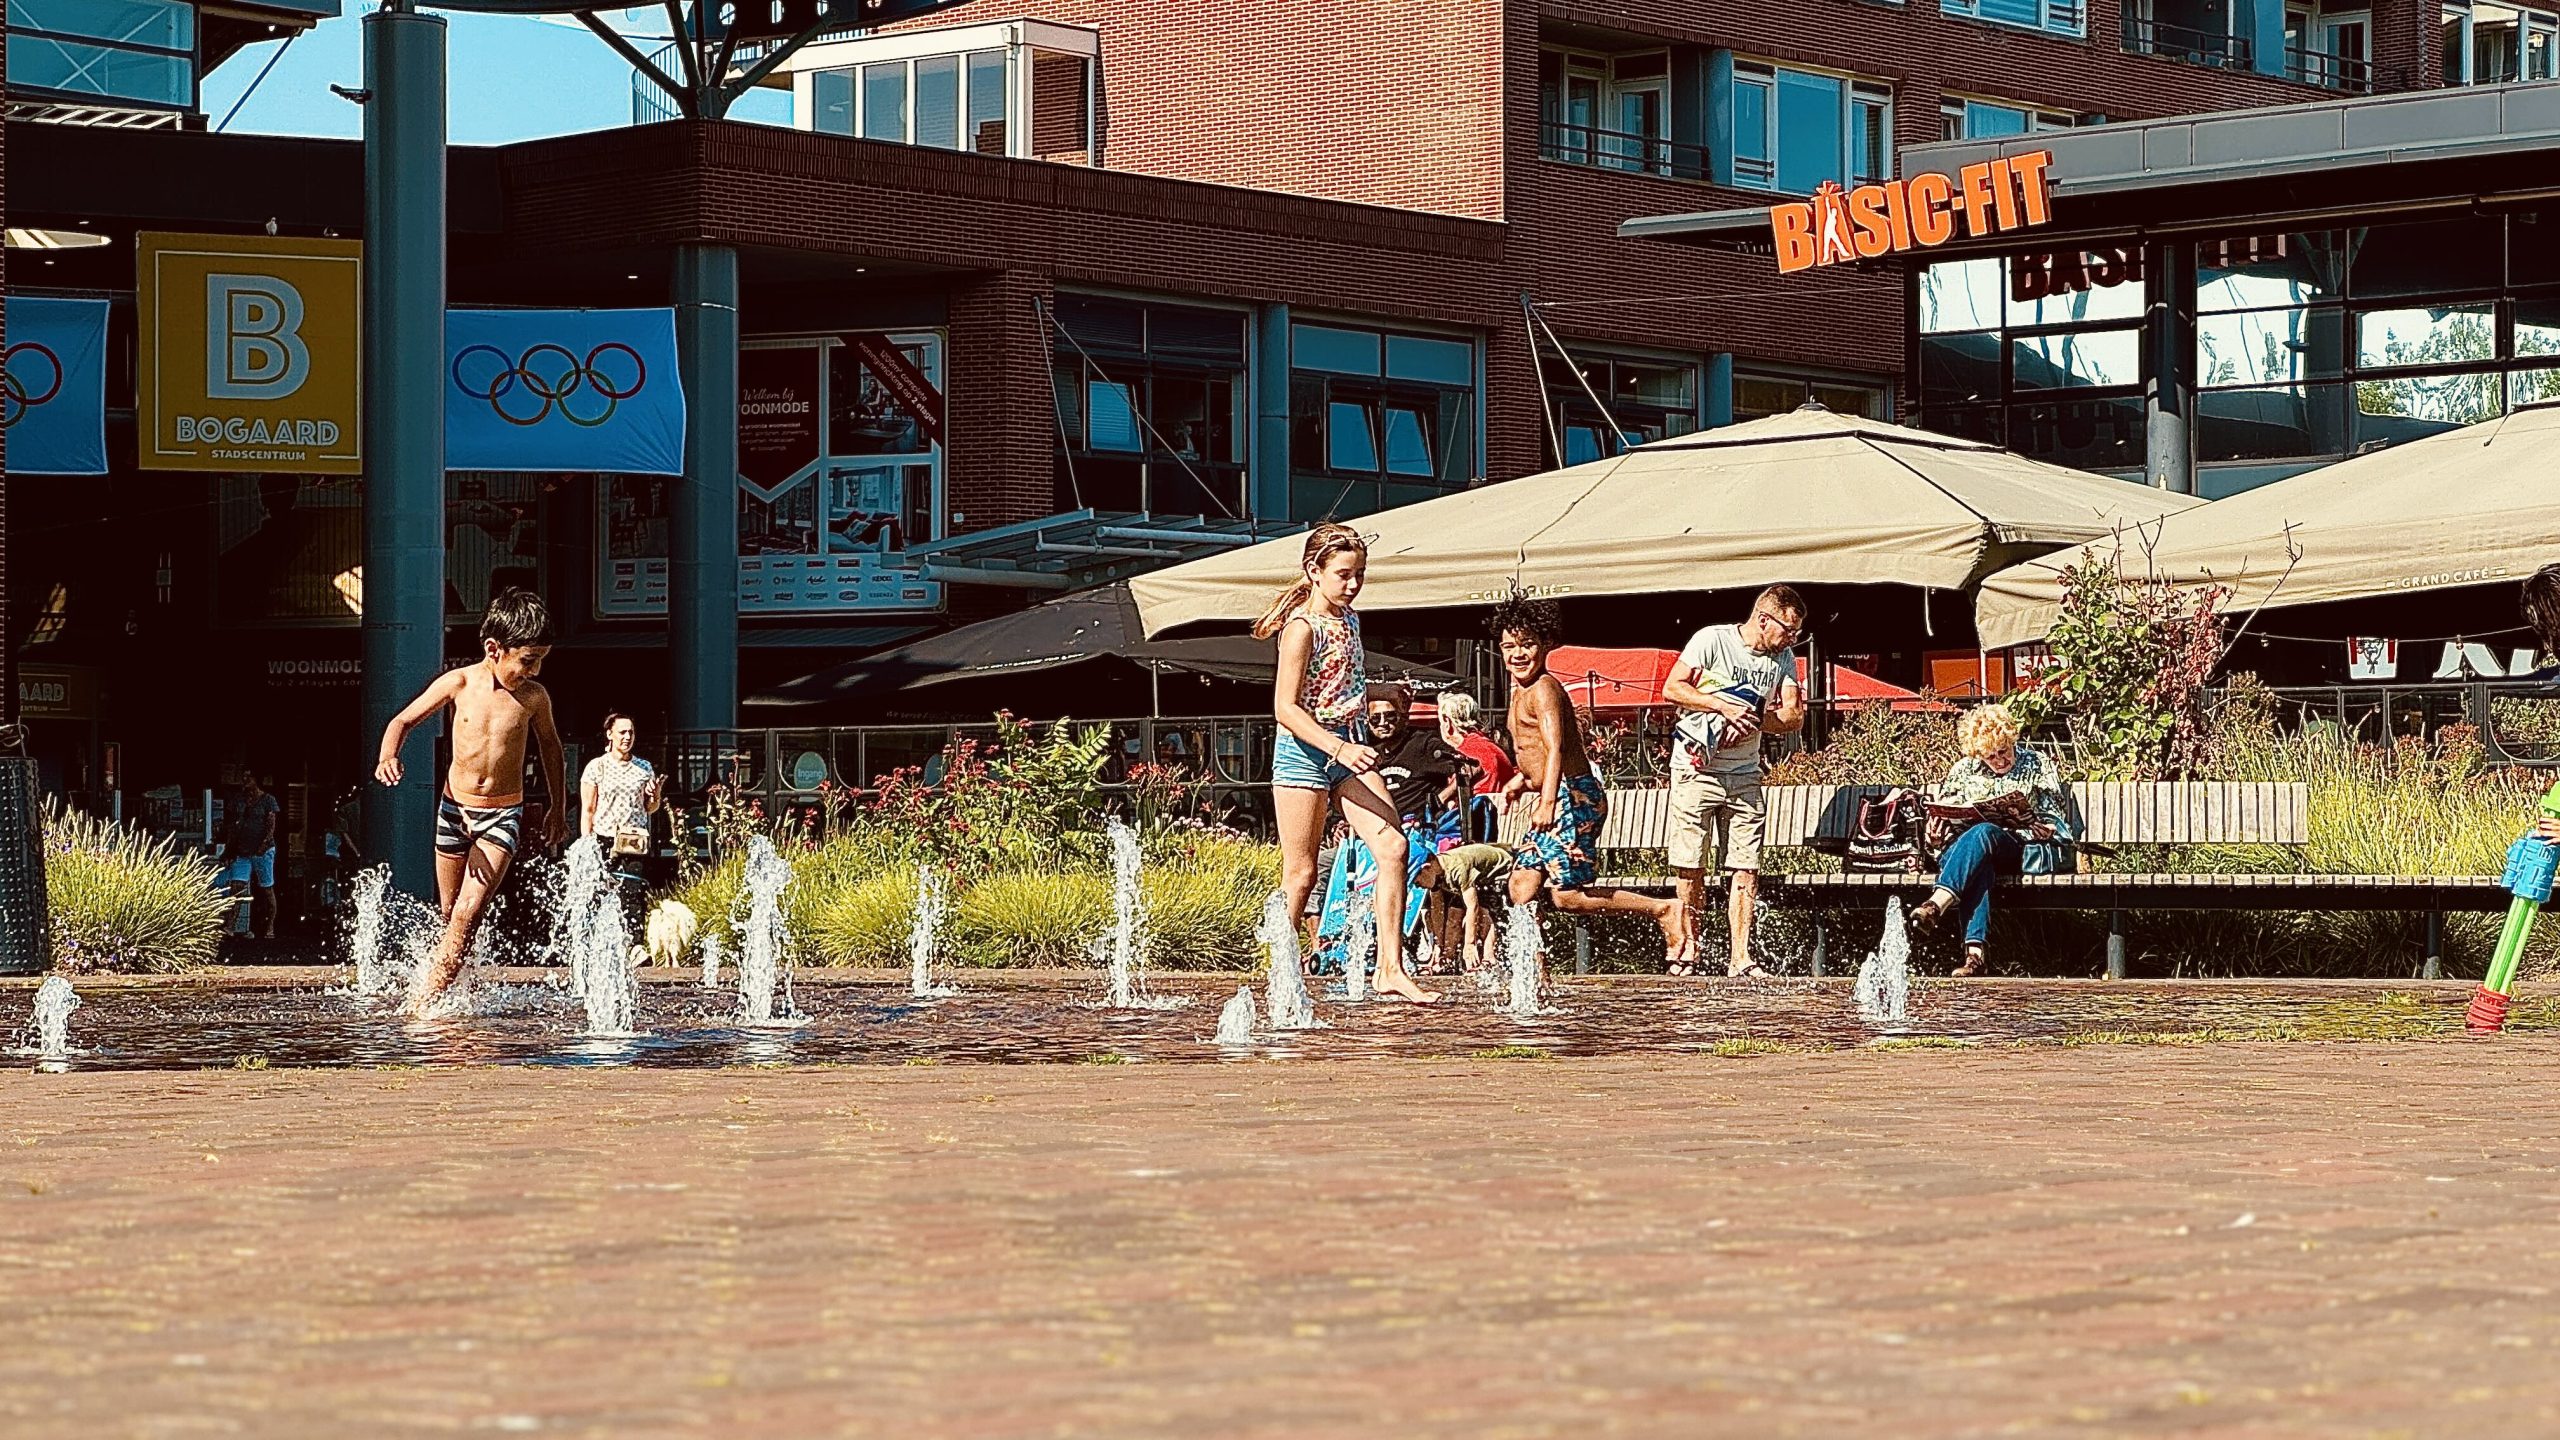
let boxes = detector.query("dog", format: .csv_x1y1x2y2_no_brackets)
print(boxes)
643,899,700,968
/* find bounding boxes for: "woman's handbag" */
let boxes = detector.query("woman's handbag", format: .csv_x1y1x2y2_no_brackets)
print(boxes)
611,826,651,858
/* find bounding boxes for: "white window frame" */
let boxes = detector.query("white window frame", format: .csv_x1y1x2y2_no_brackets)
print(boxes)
1731,60,1894,194
1539,46,1675,174
1940,0,2088,39
1938,94,2079,140
782,18,1101,164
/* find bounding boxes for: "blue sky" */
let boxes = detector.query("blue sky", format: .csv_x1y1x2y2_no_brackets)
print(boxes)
200,6,791,144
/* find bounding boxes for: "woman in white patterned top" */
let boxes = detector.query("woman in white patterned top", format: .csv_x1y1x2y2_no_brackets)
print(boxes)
580,713,662,840
580,713,664,936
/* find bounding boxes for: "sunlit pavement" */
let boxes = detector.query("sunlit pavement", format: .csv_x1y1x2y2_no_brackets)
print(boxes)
7,1041,2560,1437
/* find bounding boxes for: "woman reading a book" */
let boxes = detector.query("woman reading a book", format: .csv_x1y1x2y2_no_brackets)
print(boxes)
1908,702,2074,976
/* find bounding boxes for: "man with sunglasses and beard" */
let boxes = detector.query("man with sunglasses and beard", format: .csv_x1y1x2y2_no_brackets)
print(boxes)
1662,585,1810,978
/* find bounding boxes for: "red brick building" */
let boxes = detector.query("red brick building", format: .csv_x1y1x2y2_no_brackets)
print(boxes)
0,0,2495,840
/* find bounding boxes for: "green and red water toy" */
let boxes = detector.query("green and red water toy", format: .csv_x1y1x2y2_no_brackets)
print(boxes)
2466,780,2560,1035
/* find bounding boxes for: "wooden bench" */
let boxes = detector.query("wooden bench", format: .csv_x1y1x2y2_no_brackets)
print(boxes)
1509,781,2509,977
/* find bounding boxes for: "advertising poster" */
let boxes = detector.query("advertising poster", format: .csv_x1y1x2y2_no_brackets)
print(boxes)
598,330,946,618
137,232,363,473
446,308,687,475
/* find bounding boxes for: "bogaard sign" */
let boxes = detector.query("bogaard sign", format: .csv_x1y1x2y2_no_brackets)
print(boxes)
137,232,362,473
1772,150,2055,274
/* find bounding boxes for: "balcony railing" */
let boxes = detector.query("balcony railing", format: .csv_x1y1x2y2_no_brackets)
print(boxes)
2122,13,2254,69
1539,121,1709,181
2286,43,2374,91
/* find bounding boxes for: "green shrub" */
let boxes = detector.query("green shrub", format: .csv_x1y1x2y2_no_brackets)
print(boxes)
804,867,919,967
44,803,232,974
952,868,1111,967
1143,847,1277,970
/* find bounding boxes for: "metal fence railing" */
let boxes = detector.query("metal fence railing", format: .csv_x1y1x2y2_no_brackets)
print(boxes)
2122,14,2254,68
1538,122,1710,181
646,680,2560,845
2284,43,2374,92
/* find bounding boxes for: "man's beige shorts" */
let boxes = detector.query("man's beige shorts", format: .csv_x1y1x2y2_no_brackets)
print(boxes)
1669,760,1765,873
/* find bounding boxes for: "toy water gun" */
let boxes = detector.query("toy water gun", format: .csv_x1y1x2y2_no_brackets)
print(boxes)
2465,780,2560,1035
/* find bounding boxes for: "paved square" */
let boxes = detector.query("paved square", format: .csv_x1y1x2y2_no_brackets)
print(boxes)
7,1042,2560,1437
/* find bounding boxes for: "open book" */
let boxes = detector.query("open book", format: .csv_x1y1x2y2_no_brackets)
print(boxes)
1924,790,2040,831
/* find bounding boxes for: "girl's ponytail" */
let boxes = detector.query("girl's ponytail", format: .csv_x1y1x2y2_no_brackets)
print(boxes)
1252,523,1369,640
1252,577,1314,640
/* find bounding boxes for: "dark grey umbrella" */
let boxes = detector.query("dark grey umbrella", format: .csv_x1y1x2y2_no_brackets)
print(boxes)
752,582,1455,708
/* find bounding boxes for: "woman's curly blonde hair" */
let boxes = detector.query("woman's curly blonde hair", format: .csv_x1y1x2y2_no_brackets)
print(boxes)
1957,702,2022,761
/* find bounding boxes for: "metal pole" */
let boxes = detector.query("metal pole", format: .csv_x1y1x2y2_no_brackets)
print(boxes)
671,242,740,733
2144,241,2196,495
360,4,448,897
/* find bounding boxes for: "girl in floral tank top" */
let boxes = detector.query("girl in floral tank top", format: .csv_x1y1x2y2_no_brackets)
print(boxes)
1253,523,1440,1004
1298,607,1366,728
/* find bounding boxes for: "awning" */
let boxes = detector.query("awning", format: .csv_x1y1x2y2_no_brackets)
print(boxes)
904,510,1293,592
1976,401,2560,649
1624,82,2560,259
754,581,1456,706
1129,405,2200,636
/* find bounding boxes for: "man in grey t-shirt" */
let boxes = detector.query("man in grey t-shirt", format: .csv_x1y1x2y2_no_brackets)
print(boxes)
1662,585,1808,977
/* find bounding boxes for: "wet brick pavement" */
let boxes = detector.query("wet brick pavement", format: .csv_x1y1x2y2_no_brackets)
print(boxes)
7,1042,2560,1438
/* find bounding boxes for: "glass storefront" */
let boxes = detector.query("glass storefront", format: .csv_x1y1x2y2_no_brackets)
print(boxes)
1916,211,2560,479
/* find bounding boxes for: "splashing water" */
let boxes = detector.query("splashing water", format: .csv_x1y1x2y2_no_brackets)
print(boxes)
1103,817,1148,1007
580,897,639,1037
1212,986,1257,1046
909,867,955,1000
1338,904,1372,1003
733,837,801,1026
1411,923,1441,978
698,930,726,990
1095,817,1186,1011
537,839,640,1036
1501,902,1554,1020
553,841,613,1001
1855,896,1913,1028
23,975,77,1058
342,865,436,1000
1257,890,1322,1031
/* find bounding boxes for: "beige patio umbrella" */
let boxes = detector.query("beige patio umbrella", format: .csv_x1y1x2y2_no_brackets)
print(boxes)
1976,401,2560,650
1129,405,2202,635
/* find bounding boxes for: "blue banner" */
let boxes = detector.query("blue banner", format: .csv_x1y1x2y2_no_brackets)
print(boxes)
5,297,108,475
446,308,686,475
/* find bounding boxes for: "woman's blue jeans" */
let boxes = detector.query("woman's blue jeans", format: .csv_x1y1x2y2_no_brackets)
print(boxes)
1935,822,2023,947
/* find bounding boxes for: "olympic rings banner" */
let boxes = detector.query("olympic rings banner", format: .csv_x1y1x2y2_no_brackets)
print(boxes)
446,308,685,476
5,297,109,475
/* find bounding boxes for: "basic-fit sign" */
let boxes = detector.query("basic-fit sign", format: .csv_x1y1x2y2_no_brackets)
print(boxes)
137,232,362,473
1772,151,2054,274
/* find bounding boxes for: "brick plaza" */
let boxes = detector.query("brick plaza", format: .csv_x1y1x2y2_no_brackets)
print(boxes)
9,1040,2560,1437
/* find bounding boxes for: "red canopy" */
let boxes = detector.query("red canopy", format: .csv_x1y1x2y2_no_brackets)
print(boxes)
1547,646,1680,709
1543,646,1951,713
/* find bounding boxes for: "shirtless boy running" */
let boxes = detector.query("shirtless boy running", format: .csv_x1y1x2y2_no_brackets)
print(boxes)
374,589,567,1015
1493,594,1689,967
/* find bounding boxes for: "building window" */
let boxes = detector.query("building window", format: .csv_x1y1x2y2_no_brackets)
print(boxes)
1938,97,2080,140
1539,48,1697,177
1051,294,1250,519
1733,62,1891,193
1288,322,1479,521
2123,0,2254,68
1540,352,1699,465
1943,0,2088,38
1732,371,1890,422
8,0,196,110
2285,6,2374,90
797,21,1100,162
2443,0,2560,84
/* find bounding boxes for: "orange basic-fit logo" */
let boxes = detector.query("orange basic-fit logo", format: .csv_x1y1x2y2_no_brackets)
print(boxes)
1772,150,2054,274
